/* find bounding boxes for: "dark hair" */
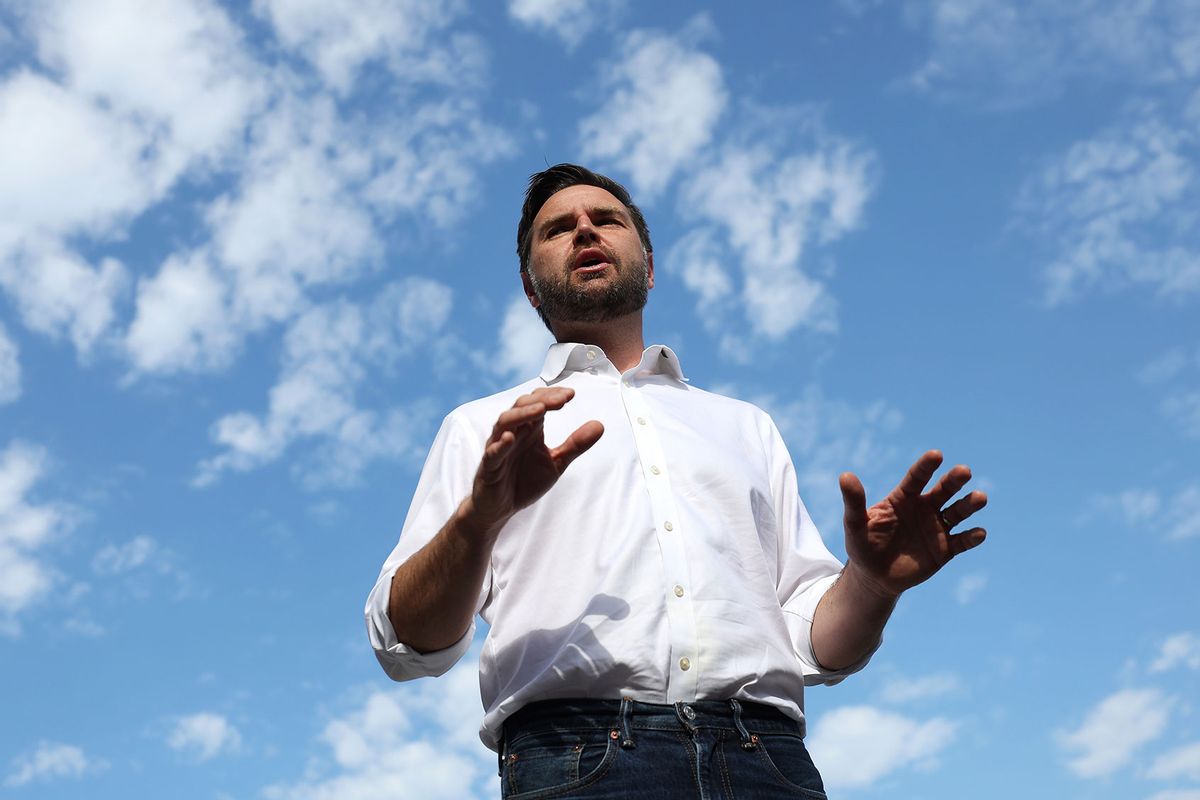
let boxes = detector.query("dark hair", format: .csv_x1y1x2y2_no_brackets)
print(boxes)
516,164,652,274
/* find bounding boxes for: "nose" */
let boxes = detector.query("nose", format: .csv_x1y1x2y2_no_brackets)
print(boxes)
573,213,599,245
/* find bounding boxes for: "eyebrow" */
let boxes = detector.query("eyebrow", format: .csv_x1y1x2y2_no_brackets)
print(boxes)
538,205,631,234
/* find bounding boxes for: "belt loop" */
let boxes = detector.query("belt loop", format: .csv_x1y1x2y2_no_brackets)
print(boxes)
729,699,758,751
618,696,636,749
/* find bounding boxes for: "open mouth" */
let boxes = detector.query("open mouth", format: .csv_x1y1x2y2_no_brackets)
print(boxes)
573,248,611,274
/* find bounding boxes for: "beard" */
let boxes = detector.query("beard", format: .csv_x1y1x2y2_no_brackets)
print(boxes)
528,248,649,327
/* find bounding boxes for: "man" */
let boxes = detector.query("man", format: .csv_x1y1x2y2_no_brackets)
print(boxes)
366,164,988,798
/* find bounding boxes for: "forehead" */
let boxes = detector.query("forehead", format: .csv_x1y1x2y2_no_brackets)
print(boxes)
533,184,628,227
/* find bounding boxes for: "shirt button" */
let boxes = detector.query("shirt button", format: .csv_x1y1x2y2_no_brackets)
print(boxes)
586,350,596,360
650,465,661,475
623,380,631,387
663,521,674,532
679,657,691,671
673,584,684,597
636,417,647,426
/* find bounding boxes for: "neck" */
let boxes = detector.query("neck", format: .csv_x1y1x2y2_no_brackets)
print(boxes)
550,311,646,372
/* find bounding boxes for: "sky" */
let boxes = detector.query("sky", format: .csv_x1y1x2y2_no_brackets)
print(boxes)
0,0,1198,797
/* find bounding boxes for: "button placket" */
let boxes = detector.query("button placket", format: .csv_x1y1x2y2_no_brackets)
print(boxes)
621,382,699,701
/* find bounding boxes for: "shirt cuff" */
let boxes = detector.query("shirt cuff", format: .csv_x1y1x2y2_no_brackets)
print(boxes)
370,618,475,682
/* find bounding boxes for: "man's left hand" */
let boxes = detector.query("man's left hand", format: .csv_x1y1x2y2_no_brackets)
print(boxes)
839,450,987,599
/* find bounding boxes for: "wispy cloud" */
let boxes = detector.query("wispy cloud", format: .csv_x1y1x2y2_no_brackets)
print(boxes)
166,713,241,762
879,672,963,704
743,385,904,535
954,572,988,604
492,294,554,381
1015,102,1200,306
1148,741,1200,781
508,0,625,48
901,0,1200,109
4,741,104,787
254,0,482,95
0,441,73,634
578,15,726,198
1088,485,1200,541
1150,632,1200,673
195,279,450,487
0,322,19,404
806,704,958,790
1056,687,1173,778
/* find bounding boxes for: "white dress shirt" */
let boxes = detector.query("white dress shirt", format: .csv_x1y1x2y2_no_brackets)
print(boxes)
366,343,874,750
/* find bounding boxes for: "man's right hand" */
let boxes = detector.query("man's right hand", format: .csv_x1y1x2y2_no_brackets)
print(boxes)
461,387,603,538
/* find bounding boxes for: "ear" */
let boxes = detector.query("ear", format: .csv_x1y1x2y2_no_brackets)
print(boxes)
646,251,655,290
520,269,540,309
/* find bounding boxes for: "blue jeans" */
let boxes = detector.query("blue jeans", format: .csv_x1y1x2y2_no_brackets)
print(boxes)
498,698,828,799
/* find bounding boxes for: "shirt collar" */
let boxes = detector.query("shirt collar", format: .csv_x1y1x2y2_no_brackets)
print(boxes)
538,342,688,385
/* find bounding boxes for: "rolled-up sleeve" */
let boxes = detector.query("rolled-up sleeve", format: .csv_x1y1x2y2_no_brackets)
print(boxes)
364,410,491,681
763,415,879,686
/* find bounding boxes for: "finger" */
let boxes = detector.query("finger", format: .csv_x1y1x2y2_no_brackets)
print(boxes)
839,472,868,532
550,421,604,472
925,464,972,507
947,527,986,558
491,402,547,438
893,450,943,498
480,430,517,477
515,387,576,411
940,490,988,529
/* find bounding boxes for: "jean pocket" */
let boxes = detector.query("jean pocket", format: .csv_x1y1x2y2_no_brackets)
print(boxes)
753,733,828,799
503,730,617,799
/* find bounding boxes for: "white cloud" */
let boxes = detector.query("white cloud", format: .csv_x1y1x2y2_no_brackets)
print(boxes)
1057,687,1173,778
879,672,963,704
254,0,481,94
806,705,958,790
0,441,71,631
125,251,238,374
195,279,451,486
91,536,159,575
125,84,511,379
1015,106,1200,306
0,322,19,404
1150,632,1200,673
493,294,554,381
1089,485,1200,541
4,741,102,787
955,572,988,604
1147,789,1200,800
579,17,727,197
1139,346,1195,384
25,0,263,174
265,650,493,800
167,713,241,761
672,106,876,346
1149,741,1200,781
508,0,624,48
903,0,1200,109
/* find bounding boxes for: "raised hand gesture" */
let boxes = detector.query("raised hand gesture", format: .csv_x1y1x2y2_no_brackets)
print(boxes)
839,450,988,598
466,387,604,535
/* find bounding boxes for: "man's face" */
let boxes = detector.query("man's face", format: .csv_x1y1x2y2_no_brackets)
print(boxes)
524,184,654,326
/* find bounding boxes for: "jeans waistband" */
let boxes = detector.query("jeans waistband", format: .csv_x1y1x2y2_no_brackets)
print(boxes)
499,698,802,776
505,698,801,738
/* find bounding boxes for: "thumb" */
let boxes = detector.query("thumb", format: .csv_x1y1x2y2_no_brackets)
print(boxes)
839,472,868,533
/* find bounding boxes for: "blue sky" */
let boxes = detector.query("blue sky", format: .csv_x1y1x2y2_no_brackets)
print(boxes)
1,0,1198,797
